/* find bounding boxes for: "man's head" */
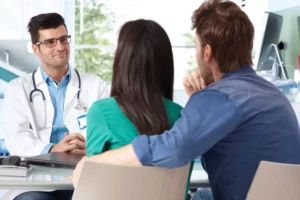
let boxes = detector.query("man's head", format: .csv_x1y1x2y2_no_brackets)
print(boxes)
192,0,254,82
28,13,70,69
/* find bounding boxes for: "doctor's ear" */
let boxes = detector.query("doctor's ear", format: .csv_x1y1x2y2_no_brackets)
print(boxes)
32,44,40,56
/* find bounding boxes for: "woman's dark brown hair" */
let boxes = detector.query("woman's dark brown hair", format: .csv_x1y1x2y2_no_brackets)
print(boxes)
110,19,174,135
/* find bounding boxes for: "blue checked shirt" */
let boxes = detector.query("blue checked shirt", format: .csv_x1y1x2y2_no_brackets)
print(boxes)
41,67,71,154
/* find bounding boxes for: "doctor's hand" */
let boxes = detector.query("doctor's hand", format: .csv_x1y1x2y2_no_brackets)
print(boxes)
183,71,212,97
50,133,86,155
65,133,86,155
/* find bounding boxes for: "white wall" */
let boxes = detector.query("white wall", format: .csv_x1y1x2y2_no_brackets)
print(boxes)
237,0,269,62
0,0,71,40
269,0,300,11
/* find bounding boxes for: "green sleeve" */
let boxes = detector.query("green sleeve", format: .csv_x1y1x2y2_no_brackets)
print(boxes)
86,102,112,157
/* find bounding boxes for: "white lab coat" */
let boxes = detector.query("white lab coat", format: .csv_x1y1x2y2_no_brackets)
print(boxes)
1,67,108,200
3,67,109,157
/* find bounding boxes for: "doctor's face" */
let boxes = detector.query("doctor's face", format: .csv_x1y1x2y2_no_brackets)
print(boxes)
33,25,70,69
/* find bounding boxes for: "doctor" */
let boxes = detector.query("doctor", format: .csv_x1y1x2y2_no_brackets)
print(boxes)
3,12,108,200
4,13,108,158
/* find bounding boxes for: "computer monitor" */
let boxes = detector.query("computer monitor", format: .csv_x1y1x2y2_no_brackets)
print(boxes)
254,12,288,79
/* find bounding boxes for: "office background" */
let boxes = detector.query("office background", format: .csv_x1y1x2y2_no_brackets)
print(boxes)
0,0,300,143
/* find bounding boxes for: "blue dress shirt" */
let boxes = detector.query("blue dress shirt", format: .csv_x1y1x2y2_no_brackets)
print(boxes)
41,67,71,154
132,67,300,200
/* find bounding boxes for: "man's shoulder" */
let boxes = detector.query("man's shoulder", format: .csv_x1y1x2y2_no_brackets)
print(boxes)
207,74,281,97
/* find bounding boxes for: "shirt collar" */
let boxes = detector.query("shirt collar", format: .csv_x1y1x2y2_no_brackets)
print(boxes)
221,66,255,80
40,65,71,87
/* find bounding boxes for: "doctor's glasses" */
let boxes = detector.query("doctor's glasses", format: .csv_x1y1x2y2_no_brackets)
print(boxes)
35,35,71,48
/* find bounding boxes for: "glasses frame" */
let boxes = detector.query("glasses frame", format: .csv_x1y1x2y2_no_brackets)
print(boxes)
35,35,71,48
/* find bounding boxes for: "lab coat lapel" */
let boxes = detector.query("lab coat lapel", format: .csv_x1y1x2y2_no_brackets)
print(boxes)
34,67,54,128
64,67,80,110
35,67,51,101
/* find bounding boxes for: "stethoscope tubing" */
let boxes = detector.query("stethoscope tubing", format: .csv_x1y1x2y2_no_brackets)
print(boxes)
30,68,81,102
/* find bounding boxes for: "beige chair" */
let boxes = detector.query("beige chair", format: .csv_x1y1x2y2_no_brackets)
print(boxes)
246,161,300,200
72,161,190,200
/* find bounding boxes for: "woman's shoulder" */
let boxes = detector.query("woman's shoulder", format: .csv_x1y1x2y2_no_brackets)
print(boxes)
89,97,120,117
163,98,183,111
163,98,183,125
92,97,118,109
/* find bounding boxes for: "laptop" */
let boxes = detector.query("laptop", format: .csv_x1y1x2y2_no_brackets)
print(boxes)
24,152,84,169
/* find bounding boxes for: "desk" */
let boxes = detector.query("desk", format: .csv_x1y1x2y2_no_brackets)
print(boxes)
0,163,209,190
0,166,73,190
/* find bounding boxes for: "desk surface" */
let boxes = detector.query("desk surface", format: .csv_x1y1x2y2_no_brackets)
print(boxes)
0,162,209,190
0,165,73,190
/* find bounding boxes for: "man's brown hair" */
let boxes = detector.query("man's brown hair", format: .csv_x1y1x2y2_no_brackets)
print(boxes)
192,0,254,72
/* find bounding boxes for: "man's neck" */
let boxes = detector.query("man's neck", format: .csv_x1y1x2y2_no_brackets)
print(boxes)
213,71,225,82
42,64,68,83
212,65,225,82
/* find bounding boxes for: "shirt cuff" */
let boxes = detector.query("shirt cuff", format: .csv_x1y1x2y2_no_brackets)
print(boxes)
41,143,54,154
131,135,152,166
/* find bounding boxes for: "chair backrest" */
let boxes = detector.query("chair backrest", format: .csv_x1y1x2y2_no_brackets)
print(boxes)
73,161,190,200
246,161,300,200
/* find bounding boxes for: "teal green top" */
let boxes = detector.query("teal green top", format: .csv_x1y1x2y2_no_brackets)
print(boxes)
86,97,193,197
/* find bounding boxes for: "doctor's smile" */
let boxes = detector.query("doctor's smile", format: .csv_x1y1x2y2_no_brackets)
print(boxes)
54,53,67,58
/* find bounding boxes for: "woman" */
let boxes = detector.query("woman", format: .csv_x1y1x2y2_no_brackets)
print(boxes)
85,19,193,197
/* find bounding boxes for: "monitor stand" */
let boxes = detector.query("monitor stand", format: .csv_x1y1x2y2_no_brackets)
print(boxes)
271,44,288,80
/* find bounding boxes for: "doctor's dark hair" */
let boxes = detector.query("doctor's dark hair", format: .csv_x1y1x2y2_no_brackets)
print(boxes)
192,0,254,72
27,13,67,44
110,19,174,135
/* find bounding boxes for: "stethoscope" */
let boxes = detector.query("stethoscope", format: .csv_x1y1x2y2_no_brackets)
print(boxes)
29,68,87,129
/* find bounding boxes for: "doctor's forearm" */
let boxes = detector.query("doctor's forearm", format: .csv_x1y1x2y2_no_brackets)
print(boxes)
87,144,142,166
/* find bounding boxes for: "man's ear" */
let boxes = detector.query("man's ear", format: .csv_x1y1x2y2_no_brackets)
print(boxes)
32,44,40,56
204,45,213,62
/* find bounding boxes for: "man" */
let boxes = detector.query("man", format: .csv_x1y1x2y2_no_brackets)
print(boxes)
73,1,300,200
3,13,108,200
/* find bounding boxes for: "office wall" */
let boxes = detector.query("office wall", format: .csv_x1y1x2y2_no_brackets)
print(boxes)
0,40,40,73
269,0,300,12
0,0,65,39
274,6,300,78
